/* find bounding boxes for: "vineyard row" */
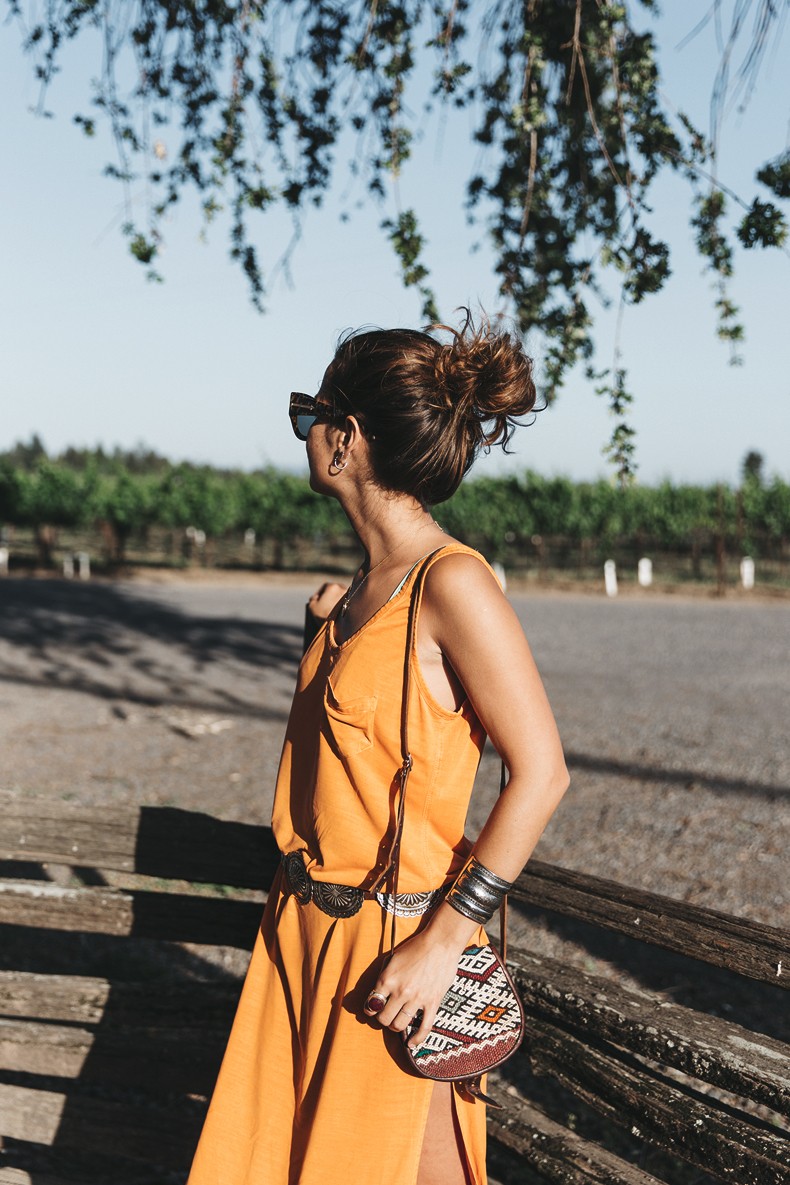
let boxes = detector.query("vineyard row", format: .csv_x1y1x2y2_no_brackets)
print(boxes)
1,463,789,578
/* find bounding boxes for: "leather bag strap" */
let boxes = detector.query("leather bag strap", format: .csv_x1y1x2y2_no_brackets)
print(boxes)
377,548,509,960
373,549,435,954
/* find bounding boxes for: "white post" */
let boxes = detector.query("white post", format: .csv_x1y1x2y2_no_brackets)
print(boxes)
0,547,8,576
637,557,653,587
194,529,206,548
76,551,90,580
63,554,75,579
740,556,755,590
492,561,507,592
244,528,256,547
604,559,618,597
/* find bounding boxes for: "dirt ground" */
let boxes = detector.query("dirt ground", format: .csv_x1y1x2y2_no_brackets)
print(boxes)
1,571,787,919
2,567,787,959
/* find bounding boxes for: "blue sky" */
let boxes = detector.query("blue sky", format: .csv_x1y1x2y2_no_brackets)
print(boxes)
1,4,788,486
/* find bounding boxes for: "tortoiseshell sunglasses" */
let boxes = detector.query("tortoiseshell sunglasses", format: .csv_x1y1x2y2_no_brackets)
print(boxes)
289,391,373,441
288,392,345,441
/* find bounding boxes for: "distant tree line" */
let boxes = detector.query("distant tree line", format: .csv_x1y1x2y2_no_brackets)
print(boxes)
0,438,788,571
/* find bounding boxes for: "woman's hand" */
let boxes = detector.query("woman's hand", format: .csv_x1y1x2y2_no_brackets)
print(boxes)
363,922,471,1049
307,581,347,621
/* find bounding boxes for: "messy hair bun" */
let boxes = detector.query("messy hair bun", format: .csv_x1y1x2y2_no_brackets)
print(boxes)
326,309,537,505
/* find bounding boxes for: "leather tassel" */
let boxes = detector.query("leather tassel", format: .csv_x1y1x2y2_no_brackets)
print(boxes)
455,1077,503,1108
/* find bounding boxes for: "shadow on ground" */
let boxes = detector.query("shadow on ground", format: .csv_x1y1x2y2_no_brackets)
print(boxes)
0,578,303,718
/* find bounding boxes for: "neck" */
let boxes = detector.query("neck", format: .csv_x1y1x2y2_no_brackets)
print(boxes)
339,486,440,568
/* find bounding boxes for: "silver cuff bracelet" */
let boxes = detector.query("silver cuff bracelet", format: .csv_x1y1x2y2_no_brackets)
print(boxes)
445,855,513,924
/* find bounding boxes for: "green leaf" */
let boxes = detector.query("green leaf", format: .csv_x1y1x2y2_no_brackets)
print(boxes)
736,199,788,249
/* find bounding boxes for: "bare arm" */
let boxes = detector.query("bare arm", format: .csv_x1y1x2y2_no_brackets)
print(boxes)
422,552,569,881
366,553,569,1046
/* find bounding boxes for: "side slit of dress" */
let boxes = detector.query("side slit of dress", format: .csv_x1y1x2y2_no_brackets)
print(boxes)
414,1081,476,1185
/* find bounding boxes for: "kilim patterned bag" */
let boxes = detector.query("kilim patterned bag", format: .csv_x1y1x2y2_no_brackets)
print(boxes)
403,939,524,1097
379,552,525,1104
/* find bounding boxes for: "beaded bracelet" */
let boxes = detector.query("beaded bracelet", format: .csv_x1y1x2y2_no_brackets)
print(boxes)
445,854,513,924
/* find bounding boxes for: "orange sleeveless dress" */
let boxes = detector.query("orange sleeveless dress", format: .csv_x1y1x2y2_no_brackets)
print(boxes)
187,545,492,1185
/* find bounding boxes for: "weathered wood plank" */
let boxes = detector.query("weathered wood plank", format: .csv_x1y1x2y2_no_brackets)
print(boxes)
0,1016,227,1095
0,1084,67,1145
514,860,789,988
0,1167,168,1185
0,1082,203,1168
0,972,113,1023
487,1077,664,1185
0,971,240,1026
0,1170,77,1185
0,882,264,948
0,882,131,934
509,948,790,1117
526,1016,790,1185
0,1173,115,1185
4,953,786,1120
2,798,787,988
2,801,788,1181
0,798,280,890
0,1143,175,1185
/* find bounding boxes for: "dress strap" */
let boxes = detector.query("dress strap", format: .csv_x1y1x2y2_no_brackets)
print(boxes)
406,542,499,629
386,543,477,605
387,557,425,602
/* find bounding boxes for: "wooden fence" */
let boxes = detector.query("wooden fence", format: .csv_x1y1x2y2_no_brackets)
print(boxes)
0,796,787,1184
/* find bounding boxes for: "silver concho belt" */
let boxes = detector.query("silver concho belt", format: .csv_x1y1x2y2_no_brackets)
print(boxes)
281,850,445,919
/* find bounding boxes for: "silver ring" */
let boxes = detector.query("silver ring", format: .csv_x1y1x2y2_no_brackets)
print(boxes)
365,991,388,1015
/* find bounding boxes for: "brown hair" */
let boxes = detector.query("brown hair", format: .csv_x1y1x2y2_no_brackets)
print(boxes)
325,310,537,505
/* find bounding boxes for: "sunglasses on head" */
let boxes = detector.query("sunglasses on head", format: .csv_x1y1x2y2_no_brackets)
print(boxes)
288,392,344,441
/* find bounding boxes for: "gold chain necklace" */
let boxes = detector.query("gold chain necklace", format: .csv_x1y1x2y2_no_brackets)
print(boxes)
339,526,434,617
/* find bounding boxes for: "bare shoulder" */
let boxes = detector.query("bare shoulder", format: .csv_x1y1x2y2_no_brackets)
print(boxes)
423,549,504,602
421,550,513,643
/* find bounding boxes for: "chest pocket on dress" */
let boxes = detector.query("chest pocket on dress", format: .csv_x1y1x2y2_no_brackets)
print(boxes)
323,682,377,758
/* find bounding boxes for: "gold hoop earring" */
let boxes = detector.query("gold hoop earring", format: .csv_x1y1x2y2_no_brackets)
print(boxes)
330,450,348,474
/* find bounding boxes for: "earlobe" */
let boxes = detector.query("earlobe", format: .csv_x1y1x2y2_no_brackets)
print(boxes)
327,416,367,476
330,449,348,474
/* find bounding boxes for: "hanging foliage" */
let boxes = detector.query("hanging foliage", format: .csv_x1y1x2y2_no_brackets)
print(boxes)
7,0,790,479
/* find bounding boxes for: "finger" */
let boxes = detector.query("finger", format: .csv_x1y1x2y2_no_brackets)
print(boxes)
369,981,415,1027
309,583,346,619
407,1007,435,1050
308,583,331,607
375,995,408,1027
363,988,390,1017
388,1005,417,1034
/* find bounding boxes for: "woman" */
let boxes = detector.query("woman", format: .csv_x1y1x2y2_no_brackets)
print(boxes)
187,313,569,1185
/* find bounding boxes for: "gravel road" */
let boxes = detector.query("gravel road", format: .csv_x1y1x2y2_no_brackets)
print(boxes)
1,573,787,929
